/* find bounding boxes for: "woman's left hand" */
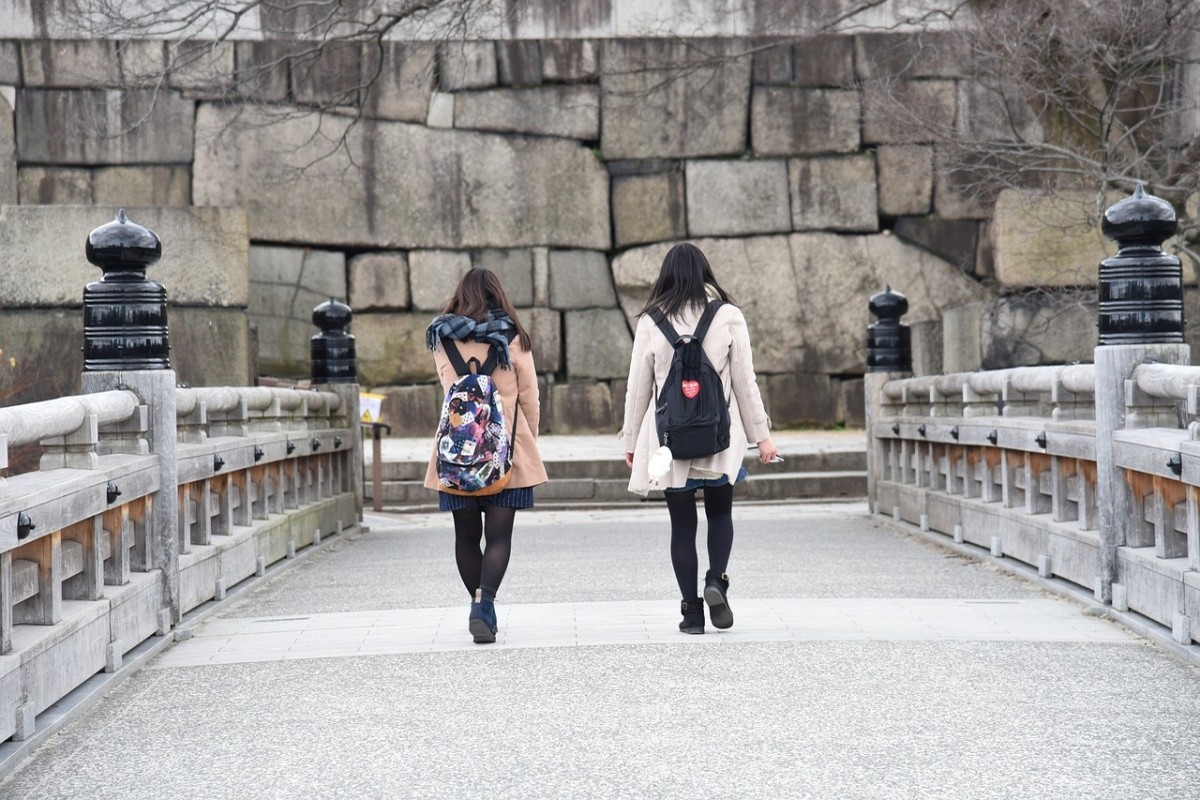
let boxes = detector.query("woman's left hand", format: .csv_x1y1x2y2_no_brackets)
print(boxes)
625,452,634,469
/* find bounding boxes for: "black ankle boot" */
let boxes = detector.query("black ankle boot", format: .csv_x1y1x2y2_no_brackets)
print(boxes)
679,599,705,634
703,570,733,629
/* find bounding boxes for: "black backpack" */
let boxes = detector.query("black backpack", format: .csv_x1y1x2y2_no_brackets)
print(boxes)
649,300,731,460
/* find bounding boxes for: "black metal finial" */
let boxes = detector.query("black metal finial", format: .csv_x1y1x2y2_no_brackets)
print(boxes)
311,297,357,384
83,210,170,371
1098,184,1184,345
866,287,912,373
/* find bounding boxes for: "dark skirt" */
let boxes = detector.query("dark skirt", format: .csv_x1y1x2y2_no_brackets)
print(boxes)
664,466,750,494
438,486,536,512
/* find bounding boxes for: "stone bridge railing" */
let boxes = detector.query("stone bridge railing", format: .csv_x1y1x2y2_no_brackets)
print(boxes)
864,185,1198,651
0,212,362,746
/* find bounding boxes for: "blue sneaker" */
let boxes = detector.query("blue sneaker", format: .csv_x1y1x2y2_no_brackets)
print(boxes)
469,595,497,644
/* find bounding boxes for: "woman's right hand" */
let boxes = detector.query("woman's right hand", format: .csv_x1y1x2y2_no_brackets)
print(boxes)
756,437,779,464
625,452,635,469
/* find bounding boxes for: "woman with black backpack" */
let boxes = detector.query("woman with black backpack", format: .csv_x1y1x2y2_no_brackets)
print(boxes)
621,243,778,634
424,268,547,644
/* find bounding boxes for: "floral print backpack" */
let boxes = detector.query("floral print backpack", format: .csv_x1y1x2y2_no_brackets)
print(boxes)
433,339,513,496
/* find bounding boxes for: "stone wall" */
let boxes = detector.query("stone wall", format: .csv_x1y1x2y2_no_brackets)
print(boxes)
0,30,1079,434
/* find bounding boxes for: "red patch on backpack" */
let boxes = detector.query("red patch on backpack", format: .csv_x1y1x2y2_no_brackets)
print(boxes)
681,380,700,399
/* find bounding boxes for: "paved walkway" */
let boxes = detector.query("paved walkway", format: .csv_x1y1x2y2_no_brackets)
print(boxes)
4,502,1200,799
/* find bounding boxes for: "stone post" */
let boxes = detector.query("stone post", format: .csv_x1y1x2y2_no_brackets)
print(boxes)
80,211,180,624
311,299,362,519
865,287,912,514
1094,185,1189,603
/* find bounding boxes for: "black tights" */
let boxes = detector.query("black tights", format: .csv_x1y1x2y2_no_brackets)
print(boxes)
452,506,516,601
665,483,735,600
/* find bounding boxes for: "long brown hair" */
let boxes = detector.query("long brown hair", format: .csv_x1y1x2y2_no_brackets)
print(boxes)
638,242,735,319
442,268,532,350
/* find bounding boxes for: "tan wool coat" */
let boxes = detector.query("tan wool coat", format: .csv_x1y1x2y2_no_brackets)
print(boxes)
620,302,771,496
423,337,548,491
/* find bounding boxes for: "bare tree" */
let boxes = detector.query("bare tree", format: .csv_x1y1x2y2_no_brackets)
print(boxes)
865,0,1200,260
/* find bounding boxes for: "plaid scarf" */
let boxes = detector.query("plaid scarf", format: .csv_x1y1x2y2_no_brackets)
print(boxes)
425,310,515,368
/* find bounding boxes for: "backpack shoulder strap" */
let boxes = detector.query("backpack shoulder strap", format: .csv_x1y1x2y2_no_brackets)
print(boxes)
691,300,726,345
442,338,499,376
648,308,682,346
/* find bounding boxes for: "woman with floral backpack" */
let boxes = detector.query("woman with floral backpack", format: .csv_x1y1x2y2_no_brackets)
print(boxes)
424,269,547,643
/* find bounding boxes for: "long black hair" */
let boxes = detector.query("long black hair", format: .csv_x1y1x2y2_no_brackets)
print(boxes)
442,268,532,350
638,242,735,318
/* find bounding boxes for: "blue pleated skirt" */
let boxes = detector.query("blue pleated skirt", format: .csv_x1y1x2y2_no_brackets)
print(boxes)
664,466,749,494
438,486,536,512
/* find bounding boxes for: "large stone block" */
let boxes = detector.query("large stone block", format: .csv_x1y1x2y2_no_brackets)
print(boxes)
854,32,963,80
934,149,997,220
250,246,346,376
166,41,236,95
837,377,866,426
751,87,860,156
234,42,290,102
957,80,1043,144
476,249,534,306
354,313,437,385
497,41,543,86
766,373,837,427
292,41,363,106
549,249,616,309
793,35,856,87
685,159,790,237
170,307,254,387
17,166,91,204
0,92,14,206
990,190,1110,287
454,86,599,140
375,384,442,437
910,319,944,376
0,205,248,307
541,40,599,82
409,250,471,312
20,40,122,87
876,145,932,217
439,42,497,91
0,41,19,83
193,104,611,249
980,294,1097,369
550,382,615,434
942,302,984,373
16,89,194,164
788,232,988,373
894,217,978,274
363,43,435,123
93,166,190,207
612,171,686,248
752,39,793,85
523,306,562,373
600,39,750,159
862,80,956,144
349,252,409,310
565,308,633,379
789,155,879,232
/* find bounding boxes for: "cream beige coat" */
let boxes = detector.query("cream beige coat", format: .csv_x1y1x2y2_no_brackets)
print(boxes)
424,337,548,491
620,302,771,495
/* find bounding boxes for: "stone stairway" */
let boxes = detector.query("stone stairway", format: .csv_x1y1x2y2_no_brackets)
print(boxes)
364,430,866,511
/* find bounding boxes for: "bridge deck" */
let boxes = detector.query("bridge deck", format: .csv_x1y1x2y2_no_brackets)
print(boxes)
3,502,1200,798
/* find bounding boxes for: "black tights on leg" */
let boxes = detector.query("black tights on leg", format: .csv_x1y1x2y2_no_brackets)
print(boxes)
703,483,735,576
666,490,700,599
452,506,517,600
480,506,516,600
